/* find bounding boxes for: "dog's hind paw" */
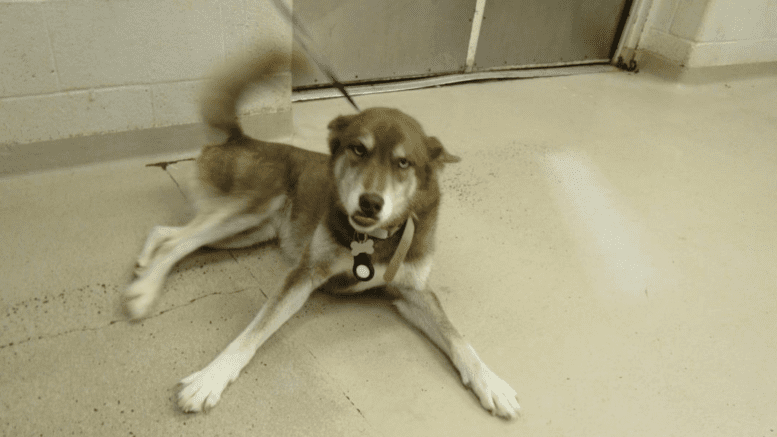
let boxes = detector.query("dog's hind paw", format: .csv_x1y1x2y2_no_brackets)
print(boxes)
177,364,239,413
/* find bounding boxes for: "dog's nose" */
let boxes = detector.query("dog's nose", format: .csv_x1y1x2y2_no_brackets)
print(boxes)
358,193,384,218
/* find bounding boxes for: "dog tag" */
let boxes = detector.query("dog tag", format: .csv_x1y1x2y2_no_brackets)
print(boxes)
352,252,374,281
350,239,374,256
350,239,374,281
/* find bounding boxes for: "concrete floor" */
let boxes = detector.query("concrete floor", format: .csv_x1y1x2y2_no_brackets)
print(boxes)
2,70,776,436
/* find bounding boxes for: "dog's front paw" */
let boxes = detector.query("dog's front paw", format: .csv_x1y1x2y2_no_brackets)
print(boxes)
461,363,521,419
123,278,159,320
177,363,240,413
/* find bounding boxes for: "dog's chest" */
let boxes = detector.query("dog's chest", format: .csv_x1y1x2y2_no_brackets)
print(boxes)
319,251,432,295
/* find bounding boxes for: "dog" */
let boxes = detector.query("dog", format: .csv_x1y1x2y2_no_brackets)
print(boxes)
123,48,520,419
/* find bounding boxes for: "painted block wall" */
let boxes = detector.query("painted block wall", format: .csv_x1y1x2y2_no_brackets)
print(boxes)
0,0,292,146
640,0,777,67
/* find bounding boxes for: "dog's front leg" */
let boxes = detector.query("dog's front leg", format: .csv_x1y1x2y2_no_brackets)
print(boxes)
177,262,324,413
391,286,521,419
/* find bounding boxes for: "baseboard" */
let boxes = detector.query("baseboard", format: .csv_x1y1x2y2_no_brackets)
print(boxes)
1,109,291,177
635,50,777,84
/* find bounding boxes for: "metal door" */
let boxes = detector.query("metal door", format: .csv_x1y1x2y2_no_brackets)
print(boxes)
292,0,630,87
292,0,473,87
474,0,629,70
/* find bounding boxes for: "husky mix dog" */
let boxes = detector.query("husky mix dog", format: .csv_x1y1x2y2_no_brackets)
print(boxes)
124,49,520,419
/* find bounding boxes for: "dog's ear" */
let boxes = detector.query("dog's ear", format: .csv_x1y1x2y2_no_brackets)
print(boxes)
327,114,356,155
327,114,356,132
426,136,461,167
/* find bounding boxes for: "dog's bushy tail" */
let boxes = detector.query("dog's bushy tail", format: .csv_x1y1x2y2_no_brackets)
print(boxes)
200,48,308,140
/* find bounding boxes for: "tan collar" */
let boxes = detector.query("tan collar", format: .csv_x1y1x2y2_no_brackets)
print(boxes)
361,220,404,240
363,227,389,239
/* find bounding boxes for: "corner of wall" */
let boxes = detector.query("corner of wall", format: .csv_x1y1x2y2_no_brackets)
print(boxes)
632,0,777,81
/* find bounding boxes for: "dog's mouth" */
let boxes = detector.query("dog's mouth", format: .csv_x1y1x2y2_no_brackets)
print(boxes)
350,213,378,229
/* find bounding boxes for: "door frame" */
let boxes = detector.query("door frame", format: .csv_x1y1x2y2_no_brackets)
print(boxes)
610,0,654,66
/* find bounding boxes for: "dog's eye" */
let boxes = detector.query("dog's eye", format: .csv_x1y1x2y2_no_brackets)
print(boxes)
397,158,411,169
350,143,367,157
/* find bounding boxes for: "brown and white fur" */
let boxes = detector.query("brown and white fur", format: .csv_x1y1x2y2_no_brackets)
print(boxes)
123,49,520,419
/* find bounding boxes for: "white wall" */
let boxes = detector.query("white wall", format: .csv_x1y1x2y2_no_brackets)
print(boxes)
639,0,777,68
0,0,292,146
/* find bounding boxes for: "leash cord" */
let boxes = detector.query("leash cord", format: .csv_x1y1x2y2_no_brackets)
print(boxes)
270,0,361,112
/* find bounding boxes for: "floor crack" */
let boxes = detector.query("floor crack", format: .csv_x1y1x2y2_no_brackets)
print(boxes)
342,390,365,419
228,251,268,299
152,287,249,318
166,170,184,195
0,288,249,350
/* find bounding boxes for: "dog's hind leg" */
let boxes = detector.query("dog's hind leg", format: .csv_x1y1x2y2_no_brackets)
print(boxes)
124,206,267,320
392,286,521,419
205,224,278,250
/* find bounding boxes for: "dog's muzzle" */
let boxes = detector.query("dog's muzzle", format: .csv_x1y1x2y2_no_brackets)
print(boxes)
351,193,383,227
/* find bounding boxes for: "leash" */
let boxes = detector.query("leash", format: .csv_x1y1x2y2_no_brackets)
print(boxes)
271,0,361,112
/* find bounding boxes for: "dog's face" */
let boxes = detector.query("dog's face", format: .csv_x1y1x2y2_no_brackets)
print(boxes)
328,107,460,233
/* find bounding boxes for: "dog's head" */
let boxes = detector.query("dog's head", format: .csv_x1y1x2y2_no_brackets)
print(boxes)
328,107,460,234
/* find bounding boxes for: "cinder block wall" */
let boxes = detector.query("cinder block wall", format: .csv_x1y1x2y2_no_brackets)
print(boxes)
639,0,777,68
0,0,292,147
